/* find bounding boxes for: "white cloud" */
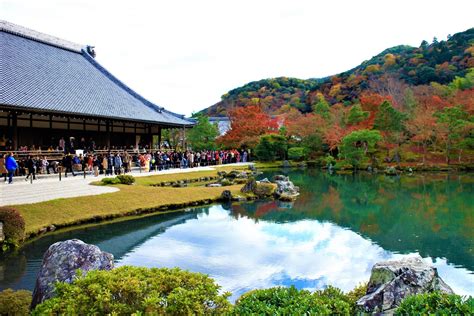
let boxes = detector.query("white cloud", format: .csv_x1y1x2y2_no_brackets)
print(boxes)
2,0,473,115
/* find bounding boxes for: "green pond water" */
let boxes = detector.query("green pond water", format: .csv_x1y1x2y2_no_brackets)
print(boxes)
1,169,473,301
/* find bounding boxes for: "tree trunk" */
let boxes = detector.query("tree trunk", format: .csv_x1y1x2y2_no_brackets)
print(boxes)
446,139,450,165
422,142,426,165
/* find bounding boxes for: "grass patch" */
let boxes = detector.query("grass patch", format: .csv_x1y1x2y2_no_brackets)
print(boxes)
134,165,248,186
15,184,245,237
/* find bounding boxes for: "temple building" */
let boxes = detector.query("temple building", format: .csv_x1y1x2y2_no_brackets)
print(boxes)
0,20,193,151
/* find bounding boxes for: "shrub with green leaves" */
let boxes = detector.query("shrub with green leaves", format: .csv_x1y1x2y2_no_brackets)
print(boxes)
32,266,232,315
101,177,121,185
102,175,135,185
0,288,32,316
321,154,336,167
255,134,287,161
345,282,368,310
395,291,473,315
116,174,135,185
288,147,307,161
0,207,26,252
234,286,352,315
339,129,382,169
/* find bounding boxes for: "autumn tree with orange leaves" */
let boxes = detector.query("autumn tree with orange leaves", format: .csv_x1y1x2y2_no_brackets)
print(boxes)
217,105,278,149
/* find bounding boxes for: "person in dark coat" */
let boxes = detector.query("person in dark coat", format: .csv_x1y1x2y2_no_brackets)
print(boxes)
62,154,76,177
25,155,36,181
107,154,114,176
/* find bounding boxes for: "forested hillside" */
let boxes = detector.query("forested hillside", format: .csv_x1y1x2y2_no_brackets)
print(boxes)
202,28,473,116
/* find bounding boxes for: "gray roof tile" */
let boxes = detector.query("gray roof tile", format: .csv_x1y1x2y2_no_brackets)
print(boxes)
0,20,193,126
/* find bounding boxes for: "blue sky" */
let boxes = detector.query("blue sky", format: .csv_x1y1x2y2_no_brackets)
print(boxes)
2,0,473,116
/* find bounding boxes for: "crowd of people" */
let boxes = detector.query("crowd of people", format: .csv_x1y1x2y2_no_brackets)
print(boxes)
0,148,250,184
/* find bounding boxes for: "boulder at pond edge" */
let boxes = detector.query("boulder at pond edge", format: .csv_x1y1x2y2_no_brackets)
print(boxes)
31,239,114,309
356,255,453,314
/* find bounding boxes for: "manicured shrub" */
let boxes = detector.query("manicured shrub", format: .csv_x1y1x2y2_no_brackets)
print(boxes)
0,207,26,251
32,266,232,315
220,178,233,186
234,286,352,315
0,288,32,316
288,147,307,161
101,175,135,185
321,154,336,167
116,174,135,185
101,177,120,185
395,291,473,315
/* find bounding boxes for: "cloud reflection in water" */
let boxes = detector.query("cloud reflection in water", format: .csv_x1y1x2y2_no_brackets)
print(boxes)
118,206,473,301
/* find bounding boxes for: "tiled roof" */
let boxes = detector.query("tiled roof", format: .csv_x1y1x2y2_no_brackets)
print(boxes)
0,20,193,126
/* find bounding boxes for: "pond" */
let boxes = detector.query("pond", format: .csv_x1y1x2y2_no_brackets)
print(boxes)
1,169,473,301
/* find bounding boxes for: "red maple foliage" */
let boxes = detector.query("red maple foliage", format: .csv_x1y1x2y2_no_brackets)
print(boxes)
323,123,346,153
285,112,326,140
217,105,278,148
359,92,393,128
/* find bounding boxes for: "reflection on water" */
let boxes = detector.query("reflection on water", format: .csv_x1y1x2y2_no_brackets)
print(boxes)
1,170,473,301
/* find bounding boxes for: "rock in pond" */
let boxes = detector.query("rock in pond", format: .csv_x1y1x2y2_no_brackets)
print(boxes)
356,256,453,314
31,239,114,309
273,175,299,201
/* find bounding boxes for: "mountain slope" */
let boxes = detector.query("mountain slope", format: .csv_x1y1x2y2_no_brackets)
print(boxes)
202,28,474,116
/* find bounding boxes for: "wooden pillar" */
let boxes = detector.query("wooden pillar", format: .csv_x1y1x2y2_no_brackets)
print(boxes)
182,125,186,150
106,120,111,148
11,113,18,150
158,126,162,150
148,125,152,150
49,115,53,129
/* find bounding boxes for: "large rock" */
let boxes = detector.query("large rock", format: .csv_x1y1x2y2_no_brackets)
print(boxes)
226,170,247,179
220,190,233,202
241,178,257,194
357,256,454,314
31,239,114,309
273,175,299,201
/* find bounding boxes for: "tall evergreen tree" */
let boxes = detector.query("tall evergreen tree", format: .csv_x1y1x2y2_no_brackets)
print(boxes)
187,113,219,151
